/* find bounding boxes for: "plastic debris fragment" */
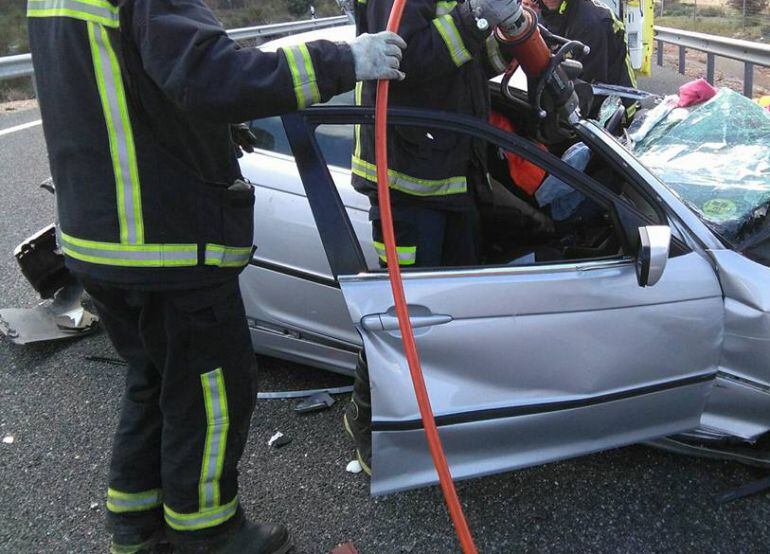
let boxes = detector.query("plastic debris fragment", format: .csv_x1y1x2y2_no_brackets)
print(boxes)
2,435,14,444
267,432,292,448
330,541,359,554
346,460,363,474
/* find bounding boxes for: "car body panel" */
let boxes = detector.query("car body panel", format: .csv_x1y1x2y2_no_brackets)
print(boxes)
693,249,770,441
372,380,711,494
339,252,723,493
238,149,370,374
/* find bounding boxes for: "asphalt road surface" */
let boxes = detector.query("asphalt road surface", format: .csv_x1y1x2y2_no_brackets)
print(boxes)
2,70,769,554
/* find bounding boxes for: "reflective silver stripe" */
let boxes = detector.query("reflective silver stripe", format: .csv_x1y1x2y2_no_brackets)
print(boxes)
164,496,239,532
433,14,472,67
485,34,507,74
204,244,253,267
88,22,144,245
435,0,457,16
283,45,321,109
106,488,161,513
59,232,198,267
351,156,467,197
199,368,229,510
27,0,120,27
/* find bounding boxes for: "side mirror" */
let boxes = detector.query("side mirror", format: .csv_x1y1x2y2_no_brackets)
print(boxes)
636,225,671,287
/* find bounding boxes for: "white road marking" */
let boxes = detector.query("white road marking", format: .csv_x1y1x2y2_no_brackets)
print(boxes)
0,119,42,138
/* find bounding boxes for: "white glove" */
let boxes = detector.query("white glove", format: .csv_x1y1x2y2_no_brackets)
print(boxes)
348,31,407,81
469,0,523,31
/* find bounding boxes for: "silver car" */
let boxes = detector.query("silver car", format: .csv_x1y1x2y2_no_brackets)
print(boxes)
232,27,770,496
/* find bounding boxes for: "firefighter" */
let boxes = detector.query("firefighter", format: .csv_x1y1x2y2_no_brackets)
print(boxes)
527,0,637,114
344,0,533,475
27,0,404,551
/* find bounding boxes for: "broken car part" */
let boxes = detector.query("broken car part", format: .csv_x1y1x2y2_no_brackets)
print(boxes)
257,385,353,400
0,280,99,345
294,391,335,413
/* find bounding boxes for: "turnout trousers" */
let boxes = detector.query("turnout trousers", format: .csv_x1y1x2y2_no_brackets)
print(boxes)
370,201,481,268
81,277,257,544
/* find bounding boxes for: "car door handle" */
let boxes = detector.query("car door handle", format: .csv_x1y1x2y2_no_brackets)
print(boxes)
361,312,453,331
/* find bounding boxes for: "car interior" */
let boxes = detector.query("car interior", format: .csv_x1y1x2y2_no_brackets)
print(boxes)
249,83,662,272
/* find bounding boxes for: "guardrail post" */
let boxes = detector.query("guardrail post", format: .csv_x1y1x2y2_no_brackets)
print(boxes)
744,62,754,97
657,39,663,66
706,53,715,84
678,45,686,74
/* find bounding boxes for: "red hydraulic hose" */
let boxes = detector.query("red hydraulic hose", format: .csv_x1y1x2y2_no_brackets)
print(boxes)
374,4,479,553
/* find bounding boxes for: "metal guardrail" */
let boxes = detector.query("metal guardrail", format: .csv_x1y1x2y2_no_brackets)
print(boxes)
227,15,347,42
0,54,34,81
0,16,348,85
655,25,770,97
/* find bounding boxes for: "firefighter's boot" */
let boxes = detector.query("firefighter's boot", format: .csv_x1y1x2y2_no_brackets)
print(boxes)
175,519,291,554
343,352,372,475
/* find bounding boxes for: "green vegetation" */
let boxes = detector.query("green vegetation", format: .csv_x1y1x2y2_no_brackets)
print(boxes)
0,0,29,56
656,0,770,40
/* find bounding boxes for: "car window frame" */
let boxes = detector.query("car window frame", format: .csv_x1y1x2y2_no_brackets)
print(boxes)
283,106,682,279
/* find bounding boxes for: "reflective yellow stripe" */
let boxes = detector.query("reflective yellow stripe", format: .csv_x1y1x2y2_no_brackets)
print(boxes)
485,34,507,75
607,9,638,87
433,14,472,67
27,0,119,27
353,81,363,159
283,44,321,109
204,244,253,267
199,368,229,510
106,488,162,514
373,241,417,266
352,155,467,196
87,21,144,244
59,231,198,267
435,0,457,16
164,495,239,532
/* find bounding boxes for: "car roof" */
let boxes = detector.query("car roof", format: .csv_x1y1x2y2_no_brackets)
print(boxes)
261,24,357,52
260,22,528,91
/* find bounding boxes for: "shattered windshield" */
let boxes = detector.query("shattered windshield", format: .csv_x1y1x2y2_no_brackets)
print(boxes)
629,89,770,247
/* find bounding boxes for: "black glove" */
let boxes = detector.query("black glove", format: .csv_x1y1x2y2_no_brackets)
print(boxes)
231,123,259,158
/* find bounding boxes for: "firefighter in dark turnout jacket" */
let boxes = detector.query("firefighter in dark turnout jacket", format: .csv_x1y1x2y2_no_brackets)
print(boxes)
352,0,521,268
532,0,637,115
27,0,404,551
344,0,534,475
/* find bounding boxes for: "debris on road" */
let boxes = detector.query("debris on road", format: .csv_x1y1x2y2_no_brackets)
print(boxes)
2,435,14,444
0,286,99,344
257,385,353,400
717,475,770,504
268,431,292,449
1,225,99,344
294,391,335,414
89,501,99,510
346,460,363,474
84,355,127,367
330,541,359,554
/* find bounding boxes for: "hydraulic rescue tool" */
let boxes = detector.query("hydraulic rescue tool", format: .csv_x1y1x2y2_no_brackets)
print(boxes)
373,1,588,551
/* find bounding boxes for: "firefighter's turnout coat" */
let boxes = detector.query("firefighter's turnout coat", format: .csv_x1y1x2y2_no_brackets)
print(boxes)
28,0,356,287
352,0,511,209
541,0,637,90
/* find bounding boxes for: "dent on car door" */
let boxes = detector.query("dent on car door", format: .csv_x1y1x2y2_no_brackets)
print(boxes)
285,107,725,495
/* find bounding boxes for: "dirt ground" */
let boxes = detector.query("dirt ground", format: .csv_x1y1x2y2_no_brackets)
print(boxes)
1,99,38,113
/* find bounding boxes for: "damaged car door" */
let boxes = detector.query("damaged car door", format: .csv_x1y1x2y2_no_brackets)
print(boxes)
284,107,725,495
